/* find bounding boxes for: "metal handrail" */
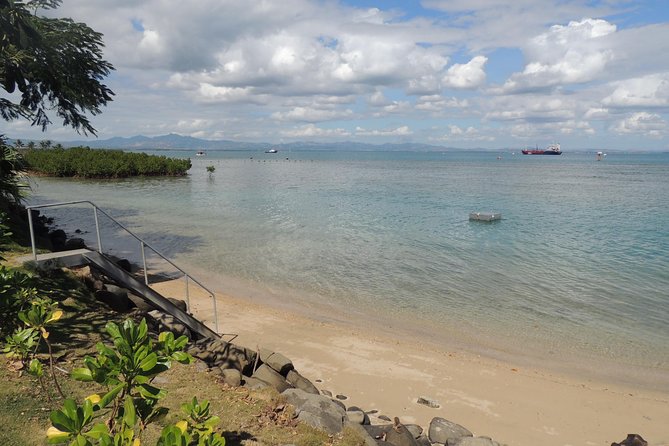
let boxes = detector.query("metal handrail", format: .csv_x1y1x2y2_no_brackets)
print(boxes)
26,200,219,333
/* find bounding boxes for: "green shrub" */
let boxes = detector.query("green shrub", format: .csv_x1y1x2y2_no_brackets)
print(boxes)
22,147,191,178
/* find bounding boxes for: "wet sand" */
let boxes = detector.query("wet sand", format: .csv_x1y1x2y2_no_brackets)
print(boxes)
151,279,669,446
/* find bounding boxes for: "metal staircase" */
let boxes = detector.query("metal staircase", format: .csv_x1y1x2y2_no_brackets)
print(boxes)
25,201,224,341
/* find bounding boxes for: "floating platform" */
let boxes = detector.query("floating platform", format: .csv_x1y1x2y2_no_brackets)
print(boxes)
469,212,502,222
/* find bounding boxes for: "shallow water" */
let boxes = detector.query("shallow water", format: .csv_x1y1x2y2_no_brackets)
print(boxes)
27,150,669,387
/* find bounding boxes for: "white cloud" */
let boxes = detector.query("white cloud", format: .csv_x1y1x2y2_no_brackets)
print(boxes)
271,107,354,122
10,0,666,150
602,74,669,108
485,95,577,122
280,124,351,138
438,124,494,141
355,126,413,136
501,18,616,92
584,107,609,120
415,95,469,111
196,84,263,104
611,112,667,138
442,56,488,89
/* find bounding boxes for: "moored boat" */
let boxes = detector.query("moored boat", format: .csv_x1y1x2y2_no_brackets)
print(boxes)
521,143,562,155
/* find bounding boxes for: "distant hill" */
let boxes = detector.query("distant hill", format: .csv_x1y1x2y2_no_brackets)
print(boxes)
59,134,453,152
64,134,268,150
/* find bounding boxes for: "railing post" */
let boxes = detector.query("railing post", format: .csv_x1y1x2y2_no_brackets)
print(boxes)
212,294,219,334
141,241,149,285
92,205,102,253
184,274,190,311
27,208,37,261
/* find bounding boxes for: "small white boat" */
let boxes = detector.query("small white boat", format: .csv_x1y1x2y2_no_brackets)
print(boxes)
595,151,606,161
196,150,206,156
265,148,278,153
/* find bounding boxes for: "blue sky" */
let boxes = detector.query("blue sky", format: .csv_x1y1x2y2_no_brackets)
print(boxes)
4,0,669,150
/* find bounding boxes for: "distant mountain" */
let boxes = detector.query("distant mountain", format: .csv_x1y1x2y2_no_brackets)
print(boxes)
49,133,455,152
65,133,268,150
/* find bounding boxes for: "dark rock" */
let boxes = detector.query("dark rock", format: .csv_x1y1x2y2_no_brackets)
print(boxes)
252,364,292,393
345,407,369,425
94,289,132,312
336,394,348,400
428,417,473,445
417,396,440,408
259,348,294,376
343,421,381,446
378,415,392,422
611,434,648,446
282,388,346,435
346,409,369,424
286,370,319,395
147,310,191,339
363,424,393,439
49,229,67,251
416,434,432,446
405,424,423,438
188,338,257,373
116,258,132,273
243,376,270,390
384,418,419,446
217,368,242,387
167,297,187,312
64,237,86,250
105,284,129,299
321,389,333,397
126,293,155,311
330,397,346,411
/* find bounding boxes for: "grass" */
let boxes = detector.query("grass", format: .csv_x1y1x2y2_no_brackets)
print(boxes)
0,254,367,446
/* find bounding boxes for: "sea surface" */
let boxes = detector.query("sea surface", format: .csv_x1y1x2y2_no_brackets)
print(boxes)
26,150,669,388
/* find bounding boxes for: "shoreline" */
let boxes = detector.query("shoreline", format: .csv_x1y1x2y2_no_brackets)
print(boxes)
168,262,669,391
150,276,669,446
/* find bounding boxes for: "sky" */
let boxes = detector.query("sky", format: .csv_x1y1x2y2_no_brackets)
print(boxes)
4,0,669,150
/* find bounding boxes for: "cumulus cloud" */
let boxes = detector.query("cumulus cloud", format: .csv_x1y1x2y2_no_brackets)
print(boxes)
19,0,667,149
611,112,667,138
500,18,616,92
437,124,494,141
355,126,413,136
485,95,577,122
442,56,488,89
602,74,669,108
280,124,351,138
415,95,469,111
271,107,354,122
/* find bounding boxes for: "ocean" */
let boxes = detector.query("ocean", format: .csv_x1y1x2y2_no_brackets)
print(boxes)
26,149,669,388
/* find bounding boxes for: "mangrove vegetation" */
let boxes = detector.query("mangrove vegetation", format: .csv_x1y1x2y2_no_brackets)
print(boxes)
22,146,191,178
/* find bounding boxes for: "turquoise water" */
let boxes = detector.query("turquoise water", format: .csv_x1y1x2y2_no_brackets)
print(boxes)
27,150,669,385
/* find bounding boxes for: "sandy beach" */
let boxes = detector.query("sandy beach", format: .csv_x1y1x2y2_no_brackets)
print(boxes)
149,277,669,446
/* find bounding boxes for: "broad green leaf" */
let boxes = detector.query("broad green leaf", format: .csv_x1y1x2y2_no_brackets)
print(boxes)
123,397,137,428
28,358,43,377
137,352,157,372
49,409,75,433
84,423,110,440
171,351,192,364
98,383,124,409
138,383,166,400
203,416,220,429
70,367,93,381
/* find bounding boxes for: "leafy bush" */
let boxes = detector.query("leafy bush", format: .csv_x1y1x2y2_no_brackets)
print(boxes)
22,147,191,178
